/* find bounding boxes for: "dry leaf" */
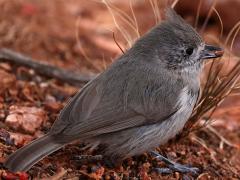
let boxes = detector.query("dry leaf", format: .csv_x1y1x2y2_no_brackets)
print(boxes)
0,69,16,94
44,95,63,113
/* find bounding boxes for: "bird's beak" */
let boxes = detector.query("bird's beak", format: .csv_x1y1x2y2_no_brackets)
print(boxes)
201,44,224,60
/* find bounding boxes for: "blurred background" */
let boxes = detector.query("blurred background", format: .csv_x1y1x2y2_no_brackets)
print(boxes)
0,0,239,179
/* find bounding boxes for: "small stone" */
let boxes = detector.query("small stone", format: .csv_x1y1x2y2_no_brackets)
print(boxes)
5,105,47,134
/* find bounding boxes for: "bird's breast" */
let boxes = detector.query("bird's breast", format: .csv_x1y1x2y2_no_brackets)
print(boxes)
155,86,198,143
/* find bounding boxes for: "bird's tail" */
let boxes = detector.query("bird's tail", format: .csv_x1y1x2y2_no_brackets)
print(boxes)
4,134,64,172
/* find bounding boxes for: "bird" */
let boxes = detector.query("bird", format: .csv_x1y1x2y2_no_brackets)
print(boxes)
4,8,223,174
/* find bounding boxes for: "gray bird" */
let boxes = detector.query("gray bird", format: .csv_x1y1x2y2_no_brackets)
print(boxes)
4,8,223,174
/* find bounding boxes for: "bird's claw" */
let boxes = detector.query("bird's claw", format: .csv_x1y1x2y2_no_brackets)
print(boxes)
150,151,200,176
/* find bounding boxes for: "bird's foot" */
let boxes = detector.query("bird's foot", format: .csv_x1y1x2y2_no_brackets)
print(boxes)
150,151,200,176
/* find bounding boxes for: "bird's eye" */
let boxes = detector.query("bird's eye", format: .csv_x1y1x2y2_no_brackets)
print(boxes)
186,48,194,55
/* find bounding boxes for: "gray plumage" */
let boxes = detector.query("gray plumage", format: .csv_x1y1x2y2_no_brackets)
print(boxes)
4,8,221,172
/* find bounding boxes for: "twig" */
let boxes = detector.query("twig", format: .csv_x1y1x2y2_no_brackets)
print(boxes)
206,125,240,149
171,0,180,9
112,32,125,54
0,48,95,86
190,135,217,162
200,0,217,33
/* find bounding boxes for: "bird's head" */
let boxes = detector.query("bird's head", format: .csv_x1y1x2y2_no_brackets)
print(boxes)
132,8,224,74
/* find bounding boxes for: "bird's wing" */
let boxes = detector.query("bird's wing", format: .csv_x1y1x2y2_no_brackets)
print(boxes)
49,56,184,139
49,78,102,134
50,77,180,139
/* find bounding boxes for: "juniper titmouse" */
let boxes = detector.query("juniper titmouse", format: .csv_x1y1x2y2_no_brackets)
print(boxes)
4,8,223,172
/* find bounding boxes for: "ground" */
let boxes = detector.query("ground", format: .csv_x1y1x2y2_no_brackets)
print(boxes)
0,0,239,179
